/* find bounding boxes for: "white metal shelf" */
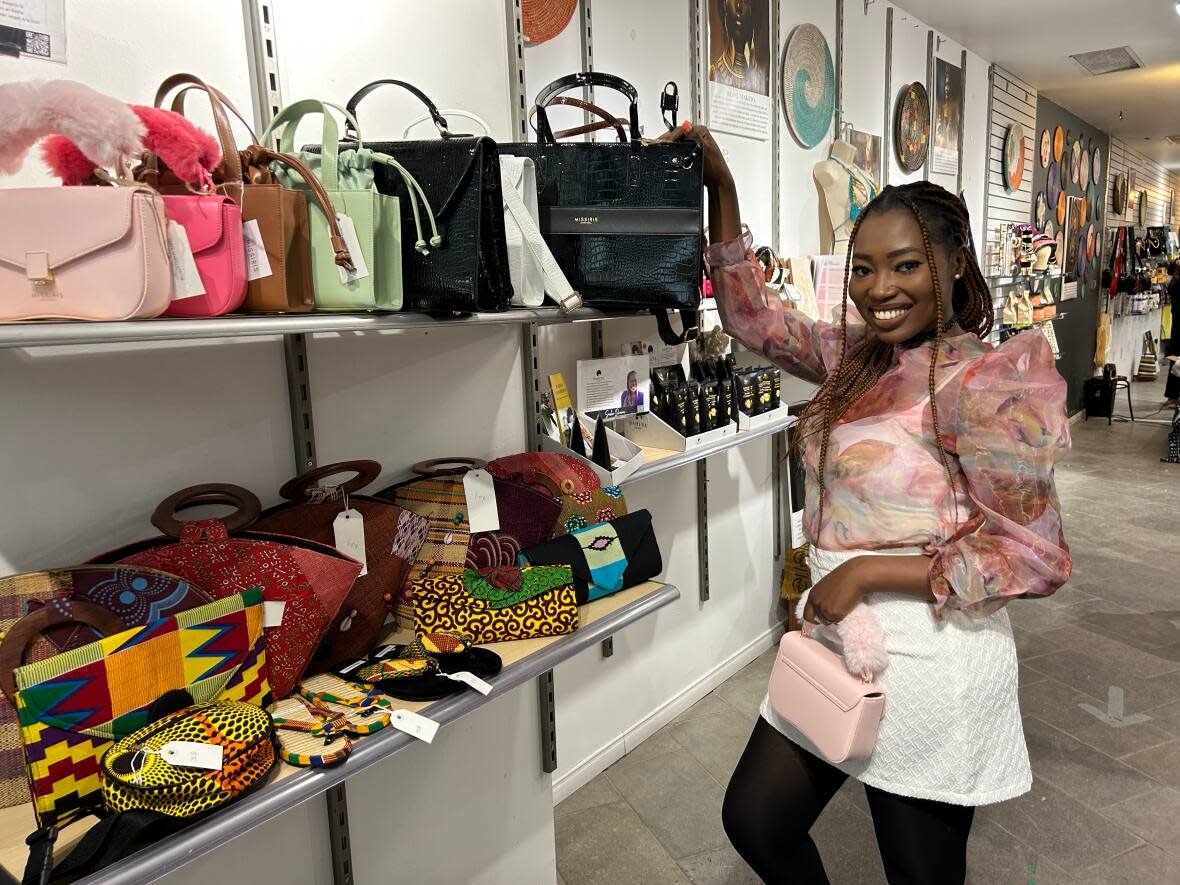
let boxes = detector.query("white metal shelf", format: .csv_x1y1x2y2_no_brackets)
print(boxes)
35,582,679,885
0,306,663,350
623,413,797,485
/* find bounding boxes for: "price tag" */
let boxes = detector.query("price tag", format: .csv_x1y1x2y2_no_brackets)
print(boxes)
333,509,368,577
335,214,370,284
166,221,206,300
790,510,805,548
242,219,273,281
160,741,224,770
391,709,439,744
263,600,286,628
463,469,500,533
441,671,493,696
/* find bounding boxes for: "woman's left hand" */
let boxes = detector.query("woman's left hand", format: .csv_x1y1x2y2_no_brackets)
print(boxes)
803,558,868,625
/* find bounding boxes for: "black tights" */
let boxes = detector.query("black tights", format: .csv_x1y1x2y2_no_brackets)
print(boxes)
722,719,975,884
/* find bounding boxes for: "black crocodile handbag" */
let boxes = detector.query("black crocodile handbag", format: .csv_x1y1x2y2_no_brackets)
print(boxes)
311,80,513,314
501,72,704,342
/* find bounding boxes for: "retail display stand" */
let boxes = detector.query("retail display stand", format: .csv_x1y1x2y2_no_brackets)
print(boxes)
623,411,739,453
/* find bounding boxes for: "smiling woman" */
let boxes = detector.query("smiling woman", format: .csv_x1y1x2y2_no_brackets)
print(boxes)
663,123,1072,885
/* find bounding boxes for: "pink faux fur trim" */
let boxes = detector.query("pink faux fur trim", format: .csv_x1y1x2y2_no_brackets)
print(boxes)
796,596,889,679
0,80,144,176
41,135,97,185
131,105,221,185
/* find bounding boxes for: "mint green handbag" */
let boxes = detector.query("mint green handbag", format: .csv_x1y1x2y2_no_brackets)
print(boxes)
262,101,405,311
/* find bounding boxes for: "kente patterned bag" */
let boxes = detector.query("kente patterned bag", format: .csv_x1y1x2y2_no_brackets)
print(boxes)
413,566,578,643
1,589,270,830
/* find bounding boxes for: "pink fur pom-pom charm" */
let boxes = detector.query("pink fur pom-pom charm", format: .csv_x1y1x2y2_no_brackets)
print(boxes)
795,595,889,680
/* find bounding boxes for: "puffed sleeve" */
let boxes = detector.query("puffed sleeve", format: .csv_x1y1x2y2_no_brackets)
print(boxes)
927,332,1072,614
707,230,863,385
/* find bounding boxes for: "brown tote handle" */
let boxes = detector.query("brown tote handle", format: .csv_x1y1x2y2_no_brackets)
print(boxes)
279,459,383,502
0,601,125,699
239,144,355,270
528,96,629,143
170,83,261,145
411,457,489,478
153,73,244,191
150,483,262,538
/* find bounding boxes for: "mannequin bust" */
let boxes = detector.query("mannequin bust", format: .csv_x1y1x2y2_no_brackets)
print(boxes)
813,140,878,255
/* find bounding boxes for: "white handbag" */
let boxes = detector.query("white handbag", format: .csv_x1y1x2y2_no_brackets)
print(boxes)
402,111,577,310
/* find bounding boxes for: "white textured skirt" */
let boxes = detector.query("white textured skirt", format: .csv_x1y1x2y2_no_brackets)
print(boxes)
760,546,1031,806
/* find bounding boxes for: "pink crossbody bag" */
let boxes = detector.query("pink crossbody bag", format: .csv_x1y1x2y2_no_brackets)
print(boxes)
768,616,886,764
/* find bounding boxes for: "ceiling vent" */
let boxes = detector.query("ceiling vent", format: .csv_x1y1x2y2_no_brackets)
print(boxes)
1070,46,1143,75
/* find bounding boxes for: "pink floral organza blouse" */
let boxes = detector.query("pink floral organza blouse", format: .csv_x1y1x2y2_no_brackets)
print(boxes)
709,231,1071,614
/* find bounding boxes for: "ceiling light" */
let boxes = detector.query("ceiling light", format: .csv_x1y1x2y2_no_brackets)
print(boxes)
1175,2,1179,15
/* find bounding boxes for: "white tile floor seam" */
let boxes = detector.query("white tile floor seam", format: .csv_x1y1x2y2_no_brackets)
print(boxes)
556,379,1180,884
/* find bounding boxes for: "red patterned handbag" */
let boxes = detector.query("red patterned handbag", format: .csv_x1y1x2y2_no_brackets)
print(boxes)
487,452,628,535
91,484,362,698
254,460,428,671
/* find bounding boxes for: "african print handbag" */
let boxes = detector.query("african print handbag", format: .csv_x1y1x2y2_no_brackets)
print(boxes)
254,460,429,671
413,566,578,643
1,589,270,831
486,451,627,536
517,511,661,604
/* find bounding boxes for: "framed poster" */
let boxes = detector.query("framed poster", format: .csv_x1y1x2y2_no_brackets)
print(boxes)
932,59,962,175
848,128,882,187
707,0,771,140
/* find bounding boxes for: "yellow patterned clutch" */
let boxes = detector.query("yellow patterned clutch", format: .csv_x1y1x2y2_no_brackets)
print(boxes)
780,544,812,603
413,567,579,643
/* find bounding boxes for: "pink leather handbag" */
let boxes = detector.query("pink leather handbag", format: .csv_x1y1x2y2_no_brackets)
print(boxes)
767,622,886,764
0,80,175,321
161,194,247,317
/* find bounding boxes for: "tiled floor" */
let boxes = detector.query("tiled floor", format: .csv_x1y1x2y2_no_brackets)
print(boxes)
556,379,1180,884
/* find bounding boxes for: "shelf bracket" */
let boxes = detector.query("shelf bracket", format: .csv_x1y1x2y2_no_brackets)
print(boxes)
325,785,354,885
283,333,317,473
538,669,557,773
697,459,710,603
772,431,784,560
521,322,544,451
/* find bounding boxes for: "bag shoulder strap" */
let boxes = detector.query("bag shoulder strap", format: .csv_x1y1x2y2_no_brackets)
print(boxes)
499,173,580,312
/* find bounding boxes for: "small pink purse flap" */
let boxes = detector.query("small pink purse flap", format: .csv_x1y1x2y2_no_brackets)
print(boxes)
0,186,144,272
776,632,876,711
161,194,230,254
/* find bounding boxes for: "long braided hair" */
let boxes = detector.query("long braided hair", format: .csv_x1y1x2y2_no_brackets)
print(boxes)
796,181,994,530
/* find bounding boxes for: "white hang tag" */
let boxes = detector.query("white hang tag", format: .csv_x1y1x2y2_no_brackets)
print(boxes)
335,214,371,284
263,600,286,628
463,469,500,533
373,645,398,659
390,709,439,744
242,219,273,281
166,221,206,300
160,741,224,770
338,658,367,675
333,509,368,577
441,671,493,696
790,510,805,548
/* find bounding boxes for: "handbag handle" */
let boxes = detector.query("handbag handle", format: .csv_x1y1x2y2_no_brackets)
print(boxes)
279,460,383,502
168,83,261,146
528,96,628,143
261,100,362,192
345,79,453,140
401,109,491,139
153,74,244,193
411,457,489,478
239,144,355,271
150,483,263,538
0,600,126,699
506,469,563,500
532,72,641,145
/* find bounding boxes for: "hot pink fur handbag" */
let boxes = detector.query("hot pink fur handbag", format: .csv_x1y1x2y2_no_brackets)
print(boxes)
43,101,247,318
0,80,174,321
767,602,887,764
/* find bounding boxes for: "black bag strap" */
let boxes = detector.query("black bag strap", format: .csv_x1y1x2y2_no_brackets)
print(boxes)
533,72,641,145
655,309,699,346
31,812,179,883
345,80,453,140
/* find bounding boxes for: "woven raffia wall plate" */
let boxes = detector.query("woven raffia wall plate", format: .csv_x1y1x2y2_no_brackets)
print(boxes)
1003,123,1025,192
893,81,930,173
780,23,835,148
1040,128,1051,168
522,0,577,45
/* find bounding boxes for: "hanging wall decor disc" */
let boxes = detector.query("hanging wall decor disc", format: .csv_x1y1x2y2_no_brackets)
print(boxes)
1053,126,1064,162
1080,143,1091,190
1086,223,1097,262
1040,129,1051,168
893,81,930,173
522,0,577,45
1070,140,1082,185
1035,191,1047,229
1059,152,1069,191
1113,173,1127,214
1044,219,1056,239
780,24,835,148
1092,145,1103,186
1057,192,1067,226
1139,190,1149,226
1046,161,1061,210
1003,123,1025,192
